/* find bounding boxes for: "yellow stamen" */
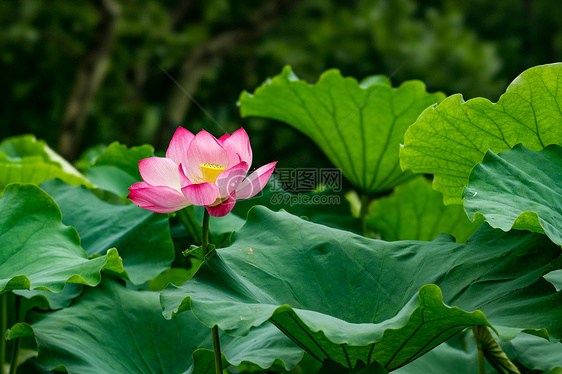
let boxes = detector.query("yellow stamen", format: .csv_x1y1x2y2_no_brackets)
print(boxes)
200,163,225,183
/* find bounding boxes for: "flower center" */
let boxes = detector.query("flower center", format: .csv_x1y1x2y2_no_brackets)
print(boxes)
200,163,225,183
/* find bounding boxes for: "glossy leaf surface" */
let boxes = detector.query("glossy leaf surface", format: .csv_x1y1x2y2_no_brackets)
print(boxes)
41,179,174,284
0,184,123,294
161,207,562,370
20,280,302,374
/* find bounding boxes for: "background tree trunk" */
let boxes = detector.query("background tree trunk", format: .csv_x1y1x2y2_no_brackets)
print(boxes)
158,0,301,148
58,0,119,161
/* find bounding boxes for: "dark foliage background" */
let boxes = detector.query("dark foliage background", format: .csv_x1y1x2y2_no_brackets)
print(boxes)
2,0,561,170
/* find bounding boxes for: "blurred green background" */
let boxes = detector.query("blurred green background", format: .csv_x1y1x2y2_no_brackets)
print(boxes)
2,0,561,170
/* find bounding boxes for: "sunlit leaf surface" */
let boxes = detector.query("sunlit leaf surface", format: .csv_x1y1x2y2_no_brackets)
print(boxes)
240,67,444,193
401,63,562,204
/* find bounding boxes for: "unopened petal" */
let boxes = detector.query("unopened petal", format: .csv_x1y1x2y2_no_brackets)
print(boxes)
223,127,252,170
166,126,194,166
206,193,237,217
181,182,220,206
128,185,191,213
139,157,183,190
215,161,247,198
236,161,277,200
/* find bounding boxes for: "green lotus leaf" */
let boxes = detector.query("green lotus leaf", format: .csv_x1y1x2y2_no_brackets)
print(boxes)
148,268,195,292
463,144,562,246
83,141,153,197
17,280,302,374
503,333,562,372
160,207,562,371
367,176,479,242
401,63,562,204
393,338,478,374
239,66,445,193
0,135,91,192
74,144,107,171
92,141,153,180
318,359,388,373
40,179,174,284
545,270,562,291
0,184,124,294
14,284,84,311
0,135,84,178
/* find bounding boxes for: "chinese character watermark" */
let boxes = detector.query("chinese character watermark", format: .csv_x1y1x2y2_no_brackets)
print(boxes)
271,168,342,193
269,168,342,206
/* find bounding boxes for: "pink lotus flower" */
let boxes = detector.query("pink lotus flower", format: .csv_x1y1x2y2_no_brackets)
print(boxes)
128,127,276,217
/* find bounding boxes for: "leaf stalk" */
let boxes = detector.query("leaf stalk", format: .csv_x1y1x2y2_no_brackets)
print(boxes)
472,325,520,374
360,194,369,236
1,293,6,374
8,296,21,374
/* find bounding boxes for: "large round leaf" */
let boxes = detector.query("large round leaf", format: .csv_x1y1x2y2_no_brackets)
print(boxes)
401,63,562,204
367,176,479,242
0,184,123,294
463,144,562,246
41,179,175,284
0,135,86,180
239,67,445,193
0,135,90,192
13,280,302,374
160,207,562,371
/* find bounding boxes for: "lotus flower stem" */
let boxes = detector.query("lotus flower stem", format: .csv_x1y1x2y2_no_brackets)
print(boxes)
8,296,21,374
360,194,369,236
476,341,486,374
8,338,19,374
201,210,210,257
1,293,6,373
211,325,222,374
200,209,222,373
